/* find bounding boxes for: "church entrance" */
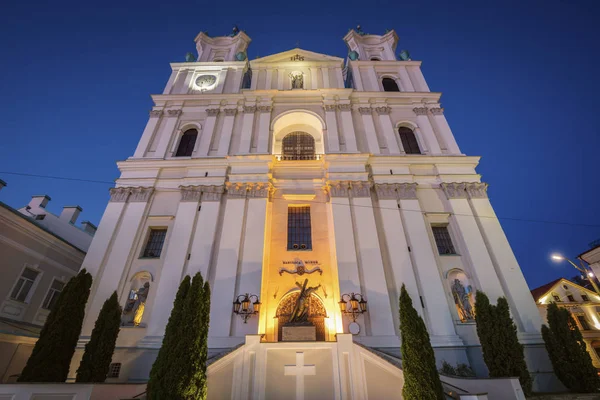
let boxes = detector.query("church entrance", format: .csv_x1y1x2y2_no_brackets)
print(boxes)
275,291,327,341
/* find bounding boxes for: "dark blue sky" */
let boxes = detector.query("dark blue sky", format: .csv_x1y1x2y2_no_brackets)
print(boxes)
1,0,598,289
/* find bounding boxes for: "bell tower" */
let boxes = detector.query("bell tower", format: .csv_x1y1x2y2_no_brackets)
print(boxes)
343,26,399,61
194,26,251,62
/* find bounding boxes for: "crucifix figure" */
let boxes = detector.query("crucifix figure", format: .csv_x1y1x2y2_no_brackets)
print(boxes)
284,352,316,400
289,279,321,324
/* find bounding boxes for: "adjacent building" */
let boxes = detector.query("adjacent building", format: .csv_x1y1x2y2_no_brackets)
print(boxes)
0,181,95,382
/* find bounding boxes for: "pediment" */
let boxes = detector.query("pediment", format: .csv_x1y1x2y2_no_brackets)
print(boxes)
251,48,344,65
535,278,600,303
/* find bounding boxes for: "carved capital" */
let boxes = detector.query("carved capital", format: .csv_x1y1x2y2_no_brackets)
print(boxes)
337,104,351,112
224,108,237,116
349,181,372,198
247,182,271,198
440,182,468,199
466,182,488,199
109,187,130,202
226,182,249,198
358,107,372,115
180,186,203,202
375,106,391,115
167,109,182,117
206,108,220,116
243,105,257,113
149,110,163,118
257,105,272,113
202,185,225,201
413,107,428,116
328,181,350,197
397,183,418,199
323,104,337,112
374,183,398,200
129,187,155,202
430,107,444,116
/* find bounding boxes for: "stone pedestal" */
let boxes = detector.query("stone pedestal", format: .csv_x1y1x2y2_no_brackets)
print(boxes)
282,325,316,342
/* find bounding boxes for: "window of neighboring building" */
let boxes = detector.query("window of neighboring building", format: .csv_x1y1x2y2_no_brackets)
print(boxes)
10,268,40,302
282,132,316,160
287,206,312,250
552,294,561,302
174,129,198,157
398,127,421,154
577,315,591,331
432,226,456,255
582,294,590,302
382,77,400,92
108,363,121,378
567,294,576,302
142,228,168,258
42,280,64,310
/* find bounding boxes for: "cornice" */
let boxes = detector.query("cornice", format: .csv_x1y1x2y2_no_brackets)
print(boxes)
348,60,422,67
170,61,247,70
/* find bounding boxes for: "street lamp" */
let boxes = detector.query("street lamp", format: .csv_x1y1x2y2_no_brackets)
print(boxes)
551,253,600,296
233,293,261,323
339,293,368,322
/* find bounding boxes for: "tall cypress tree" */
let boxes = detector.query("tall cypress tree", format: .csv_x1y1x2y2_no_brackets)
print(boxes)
399,284,444,400
147,275,191,399
19,269,93,382
474,291,532,396
76,291,122,382
542,302,600,392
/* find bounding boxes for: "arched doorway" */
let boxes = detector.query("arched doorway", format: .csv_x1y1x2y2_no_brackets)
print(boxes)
275,291,327,341
282,132,316,160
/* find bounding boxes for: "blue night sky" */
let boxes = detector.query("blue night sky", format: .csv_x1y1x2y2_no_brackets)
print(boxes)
1,0,598,289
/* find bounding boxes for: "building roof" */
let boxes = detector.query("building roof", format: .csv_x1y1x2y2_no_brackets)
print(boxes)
530,278,564,302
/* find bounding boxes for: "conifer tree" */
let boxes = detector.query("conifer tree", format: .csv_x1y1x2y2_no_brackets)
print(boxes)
147,275,191,399
19,269,93,382
76,291,122,382
474,291,532,396
542,302,600,392
399,284,444,400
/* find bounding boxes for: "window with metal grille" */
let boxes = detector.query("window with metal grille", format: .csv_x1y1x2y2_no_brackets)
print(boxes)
432,226,456,255
287,206,312,250
175,129,198,157
399,127,421,154
142,228,167,258
577,315,591,330
382,77,400,92
10,268,39,302
108,363,121,378
282,132,316,160
42,280,64,310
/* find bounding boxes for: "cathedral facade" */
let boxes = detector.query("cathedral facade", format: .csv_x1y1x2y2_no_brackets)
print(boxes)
73,27,553,397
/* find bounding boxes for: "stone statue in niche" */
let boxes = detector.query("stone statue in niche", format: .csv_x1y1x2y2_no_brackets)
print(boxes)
290,73,303,89
451,279,475,322
122,282,150,326
289,279,321,324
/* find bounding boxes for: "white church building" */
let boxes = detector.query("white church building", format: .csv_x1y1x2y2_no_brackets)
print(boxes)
69,27,556,398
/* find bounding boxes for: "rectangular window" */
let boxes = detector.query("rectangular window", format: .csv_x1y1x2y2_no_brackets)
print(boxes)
567,294,576,302
582,294,590,302
287,206,312,250
432,226,456,255
577,315,591,331
142,228,167,258
108,363,121,378
10,268,39,302
552,295,561,302
42,280,64,310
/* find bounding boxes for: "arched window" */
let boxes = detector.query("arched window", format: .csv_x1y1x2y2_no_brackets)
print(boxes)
398,127,421,154
175,129,198,157
282,132,315,160
382,77,400,92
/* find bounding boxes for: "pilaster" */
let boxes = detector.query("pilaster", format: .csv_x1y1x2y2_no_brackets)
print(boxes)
133,110,162,158
430,108,461,155
155,109,182,158
337,103,358,153
217,108,238,156
238,105,256,154
255,105,272,153
358,107,380,154
413,107,441,155
375,106,401,154
323,104,340,152
196,108,219,157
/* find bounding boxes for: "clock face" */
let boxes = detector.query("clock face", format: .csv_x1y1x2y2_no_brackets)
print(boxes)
195,75,217,89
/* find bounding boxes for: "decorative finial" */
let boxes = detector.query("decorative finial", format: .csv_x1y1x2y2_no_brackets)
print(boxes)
185,52,196,62
356,25,366,36
229,25,240,37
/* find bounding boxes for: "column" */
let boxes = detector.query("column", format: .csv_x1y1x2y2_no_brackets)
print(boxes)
375,106,401,154
440,183,504,302
323,105,340,152
265,68,273,90
310,67,319,89
81,187,153,336
255,105,272,153
430,108,461,154
186,186,224,279
209,184,248,339
146,186,202,337
217,108,237,156
238,106,256,154
374,184,422,322
196,108,219,157
358,107,380,154
465,183,543,333
232,183,269,337
397,67,415,92
155,109,182,158
349,182,395,337
322,68,330,88
337,103,358,153
133,110,162,158
413,107,441,155
398,184,461,344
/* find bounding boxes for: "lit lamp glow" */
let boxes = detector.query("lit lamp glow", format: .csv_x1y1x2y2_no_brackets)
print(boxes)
233,293,260,323
550,253,600,296
339,293,368,322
